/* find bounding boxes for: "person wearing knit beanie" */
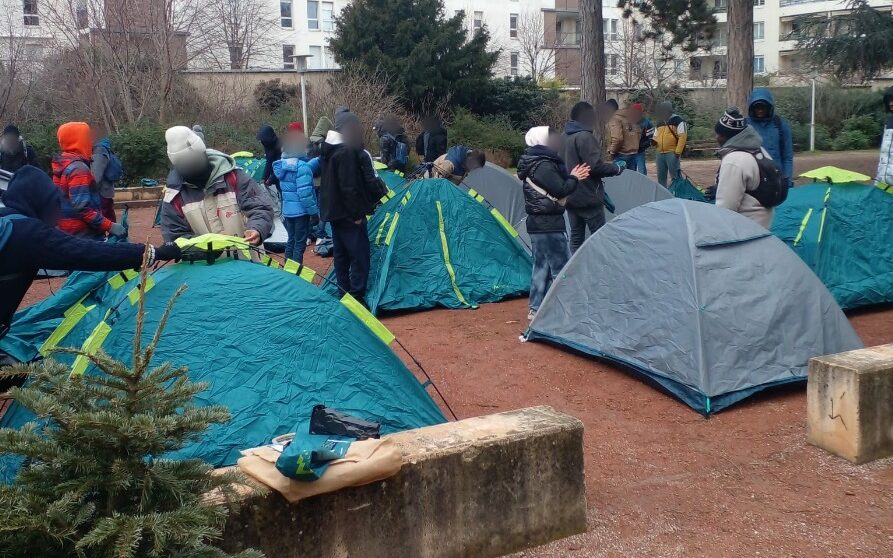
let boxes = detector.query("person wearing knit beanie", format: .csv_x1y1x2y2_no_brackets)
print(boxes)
165,126,207,175
714,107,747,143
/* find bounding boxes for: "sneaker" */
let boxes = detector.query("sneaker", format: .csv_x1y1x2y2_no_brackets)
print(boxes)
527,309,536,322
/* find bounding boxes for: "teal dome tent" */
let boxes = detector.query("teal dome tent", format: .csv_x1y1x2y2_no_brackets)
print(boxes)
0,236,446,481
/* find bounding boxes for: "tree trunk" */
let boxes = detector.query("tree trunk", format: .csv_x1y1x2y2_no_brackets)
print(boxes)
726,0,754,110
580,0,606,145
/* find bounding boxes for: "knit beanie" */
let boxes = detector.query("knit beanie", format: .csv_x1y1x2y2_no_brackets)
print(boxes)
191,124,205,140
334,108,360,132
287,122,304,133
715,107,747,138
3,124,20,137
166,126,207,171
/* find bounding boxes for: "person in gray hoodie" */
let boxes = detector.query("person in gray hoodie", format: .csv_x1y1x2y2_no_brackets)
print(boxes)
160,126,274,245
714,108,774,229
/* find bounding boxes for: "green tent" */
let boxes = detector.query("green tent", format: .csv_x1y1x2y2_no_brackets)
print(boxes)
361,178,532,314
771,182,893,309
232,152,266,183
379,169,406,191
0,236,445,480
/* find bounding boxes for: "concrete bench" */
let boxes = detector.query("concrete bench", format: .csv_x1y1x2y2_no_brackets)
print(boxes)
808,345,893,464
219,406,586,558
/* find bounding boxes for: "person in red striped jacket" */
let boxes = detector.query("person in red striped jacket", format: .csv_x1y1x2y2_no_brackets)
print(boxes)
51,122,124,239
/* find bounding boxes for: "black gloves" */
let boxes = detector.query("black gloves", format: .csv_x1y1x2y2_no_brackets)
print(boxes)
153,242,182,262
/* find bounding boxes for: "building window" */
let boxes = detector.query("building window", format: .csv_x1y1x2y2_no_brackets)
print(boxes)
754,21,764,40
605,54,618,75
321,1,333,31
307,0,318,30
754,55,765,73
281,0,292,28
75,0,87,29
714,0,727,10
753,0,764,5
510,52,519,76
283,44,296,69
308,45,322,69
473,11,483,31
510,13,518,38
714,26,728,47
603,18,618,41
23,0,39,26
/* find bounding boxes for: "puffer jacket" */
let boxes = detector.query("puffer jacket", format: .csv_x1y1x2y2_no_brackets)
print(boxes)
517,146,578,234
746,88,794,182
274,156,321,218
877,86,893,187
52,122,111,237
607,109,643,157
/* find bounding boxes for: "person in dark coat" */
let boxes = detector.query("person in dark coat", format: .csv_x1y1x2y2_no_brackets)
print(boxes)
517,126,590,321
415,117,448,163
256,124,282,187
0,124,37,174
0,166,180,340
746,89,794,186
563,101,625,253
319,108,386,302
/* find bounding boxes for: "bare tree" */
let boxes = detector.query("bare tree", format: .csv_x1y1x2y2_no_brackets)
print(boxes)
515,11,556,82
194,0,278,70
727,0,753,109
0,1,44,122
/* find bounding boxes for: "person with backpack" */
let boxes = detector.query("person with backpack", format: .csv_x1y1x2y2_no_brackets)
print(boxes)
877,86,893,188
0,166,181,341
746,89,794,186
0,125,37,173
273,123,321,264
714,108,779,228
517,126,590,322
607,102,644,169
374,116,409,172
53,122,123,240
634,103,654,175
653,101,688,188
563,101,625,253
161,126,274,245
256,124,281,187
415,116,448,163
91,137,123,222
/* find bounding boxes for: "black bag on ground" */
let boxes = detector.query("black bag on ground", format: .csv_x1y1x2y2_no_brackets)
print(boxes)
309,404,381,440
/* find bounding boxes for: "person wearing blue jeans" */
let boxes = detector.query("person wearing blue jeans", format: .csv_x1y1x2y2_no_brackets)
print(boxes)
273,122,320,264
517,125,590,320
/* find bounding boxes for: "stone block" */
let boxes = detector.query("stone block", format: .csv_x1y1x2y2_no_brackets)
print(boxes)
220,406,586,558
808,345,893,464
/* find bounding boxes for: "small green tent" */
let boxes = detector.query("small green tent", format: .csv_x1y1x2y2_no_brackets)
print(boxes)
232,151,266,183
362,178,532,314
772,180,893,309
0,236,445,480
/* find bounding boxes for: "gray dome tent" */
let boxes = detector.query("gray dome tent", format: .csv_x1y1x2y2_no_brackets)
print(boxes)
526,199,863,414
463,166,672,253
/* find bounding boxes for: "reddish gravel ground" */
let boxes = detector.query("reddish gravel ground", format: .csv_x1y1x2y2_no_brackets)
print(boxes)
15,149,893,557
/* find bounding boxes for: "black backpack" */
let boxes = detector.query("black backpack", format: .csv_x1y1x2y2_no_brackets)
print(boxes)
740,149,788,208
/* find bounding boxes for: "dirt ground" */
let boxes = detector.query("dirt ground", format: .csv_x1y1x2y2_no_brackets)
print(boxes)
15,151,893,557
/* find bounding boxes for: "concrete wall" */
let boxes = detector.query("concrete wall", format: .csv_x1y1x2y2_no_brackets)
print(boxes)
219,406,587,558
182,69,338,110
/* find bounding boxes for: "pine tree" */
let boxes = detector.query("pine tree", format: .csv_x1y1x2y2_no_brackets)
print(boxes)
0,265,262,558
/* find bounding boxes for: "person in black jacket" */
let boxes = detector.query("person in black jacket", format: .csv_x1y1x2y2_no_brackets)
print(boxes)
0,166,180,341
563,102,625,253
0,125,37,174
319,108,385,302
256,124,282,187
415,117,448,163
517,126,590,321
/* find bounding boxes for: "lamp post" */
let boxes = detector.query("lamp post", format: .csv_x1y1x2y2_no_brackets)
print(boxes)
809,70,819,152
291,54,313,132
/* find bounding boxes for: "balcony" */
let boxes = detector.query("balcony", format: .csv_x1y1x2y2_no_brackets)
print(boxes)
557,33,581,47
779,0,824,6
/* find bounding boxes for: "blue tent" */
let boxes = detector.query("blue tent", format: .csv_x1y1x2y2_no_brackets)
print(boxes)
1,238,445,480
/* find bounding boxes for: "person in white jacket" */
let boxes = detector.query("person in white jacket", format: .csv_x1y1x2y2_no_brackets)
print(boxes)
876,86,893,189
714,108,774,229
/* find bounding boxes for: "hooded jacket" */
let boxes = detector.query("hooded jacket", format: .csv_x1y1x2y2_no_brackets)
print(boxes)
257,125,281,186
0,126,37,174
715,126,774,229
318,131,385,222
274,156,321,218
0,166,146,333
607,109,643,157
52,122,111,237
562,120,622,216
746,89,794,182
653,102,688,155
161,150,275,243
415,122,448,163
517,146,578,234
91,138,117,199
877,86,893,187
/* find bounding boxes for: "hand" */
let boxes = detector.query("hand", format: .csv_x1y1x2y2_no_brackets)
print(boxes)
354,218,364,226
614,160,627,174
153,242,181,262
570,164,590,181
243,229,262,245
108,222,126,238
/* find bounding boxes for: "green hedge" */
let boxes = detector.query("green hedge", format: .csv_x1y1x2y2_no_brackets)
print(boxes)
448,108,526,163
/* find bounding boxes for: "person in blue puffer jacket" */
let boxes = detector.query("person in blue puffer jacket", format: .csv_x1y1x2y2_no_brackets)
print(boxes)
746,88,794,186
273,123,320,263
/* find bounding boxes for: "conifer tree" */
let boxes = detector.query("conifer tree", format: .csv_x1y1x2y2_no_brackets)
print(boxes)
0,265,262,558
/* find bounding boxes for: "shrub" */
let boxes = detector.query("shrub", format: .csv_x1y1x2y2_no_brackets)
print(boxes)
109,121,168,183
839,114,883,145
448,108,525,164
830,130,872,151
789,121,832,151
467,77,560,131
255,79,299,113
19,121,58,172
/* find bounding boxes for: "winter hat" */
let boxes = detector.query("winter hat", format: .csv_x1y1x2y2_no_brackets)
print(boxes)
287,122,304,133
166,126,207,170
606,99,619,111
3,124,20,137
715,107,747,138
4,165,61,225
630,102,644,112
191,124,205,140
525,126,551,148
334,108,360,132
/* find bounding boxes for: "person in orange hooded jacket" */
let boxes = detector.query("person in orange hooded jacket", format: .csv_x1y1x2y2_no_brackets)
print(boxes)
52,122,123,239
